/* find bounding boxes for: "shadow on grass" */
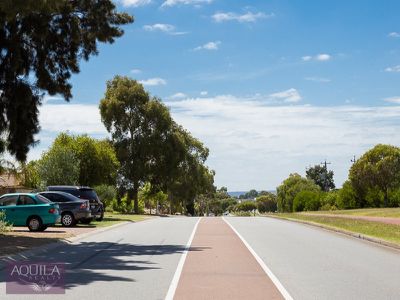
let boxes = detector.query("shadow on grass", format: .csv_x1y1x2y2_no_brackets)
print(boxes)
0,239,209,289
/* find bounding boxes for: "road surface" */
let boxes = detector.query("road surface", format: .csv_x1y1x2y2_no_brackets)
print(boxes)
1,216,399,299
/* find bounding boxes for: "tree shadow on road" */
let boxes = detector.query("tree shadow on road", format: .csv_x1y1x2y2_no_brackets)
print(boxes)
0,240,209,290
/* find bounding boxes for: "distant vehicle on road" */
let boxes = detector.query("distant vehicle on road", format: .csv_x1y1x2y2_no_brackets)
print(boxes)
38,191,91,227
0,193,60,231
46,186,104,223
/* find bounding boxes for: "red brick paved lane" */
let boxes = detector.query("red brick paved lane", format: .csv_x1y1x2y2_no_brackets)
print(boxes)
174,218,284,300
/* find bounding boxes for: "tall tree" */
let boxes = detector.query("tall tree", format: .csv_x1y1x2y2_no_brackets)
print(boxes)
306,164,335,192
0,0,132,161
349,144,400,207
100,76,176,213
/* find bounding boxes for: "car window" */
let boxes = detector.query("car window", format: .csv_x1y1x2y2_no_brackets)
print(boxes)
40,193,55,201
0,195,18,206
79,189,99,201
35,194,51,204
18,195,36,205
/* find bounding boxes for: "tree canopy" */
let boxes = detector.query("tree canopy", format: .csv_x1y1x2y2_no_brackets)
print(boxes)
306,164,335,192
0,0,132,161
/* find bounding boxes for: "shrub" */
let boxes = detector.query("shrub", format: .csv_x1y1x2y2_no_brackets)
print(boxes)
256,194,277,213
112,195,144,214
293,190,321,212
0,211,12,233
234,211,252,217
388,189,400,207
320,190,338,211
235,200,257,212
94,184,117,208
337,181,357,209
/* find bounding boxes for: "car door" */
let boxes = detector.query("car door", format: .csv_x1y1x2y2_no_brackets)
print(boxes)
0,195,19,225
16,195,37,225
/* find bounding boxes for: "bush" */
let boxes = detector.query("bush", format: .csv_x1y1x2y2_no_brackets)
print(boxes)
0,211,12,233
112,194,144,214
365,187,384,208
234,211,252,217
293,190,321,212
388,189,400,207
94,184,116,208
320,191,338,211
235,200,257,212
256,194,277,213
337,181,357,209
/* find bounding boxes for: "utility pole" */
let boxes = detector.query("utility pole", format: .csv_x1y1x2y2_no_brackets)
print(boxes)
320,159,331,170
351,155,356,164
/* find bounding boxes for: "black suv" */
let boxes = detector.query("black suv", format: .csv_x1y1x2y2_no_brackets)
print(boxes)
46,186,104,223
39,191,91,226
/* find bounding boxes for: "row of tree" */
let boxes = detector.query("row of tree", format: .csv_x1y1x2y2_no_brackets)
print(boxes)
21,77,215,215
277,144,400,212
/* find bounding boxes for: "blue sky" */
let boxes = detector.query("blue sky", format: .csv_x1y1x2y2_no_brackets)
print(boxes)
36,0,400,191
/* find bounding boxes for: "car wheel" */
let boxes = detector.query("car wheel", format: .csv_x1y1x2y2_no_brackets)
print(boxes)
80,218,92,225
95,213,104,222
39,225,48,231
61,213,76,227
27,216,43,232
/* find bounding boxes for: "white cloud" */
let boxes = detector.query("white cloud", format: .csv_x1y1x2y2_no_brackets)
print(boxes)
200,91,208,96
161,0,212,7
302,54,332,62
385,65,400,72
268,88,302,103
138,77,167,86
143,23,187,35
165,95,400,190
130,69,142,74
169,92,187,100
212,11,271,23
302,56,312,61
42,95,63,104
388,32,400,38
383,96,400,104
121,0,151,7
194,41,221,51
305,77,331,83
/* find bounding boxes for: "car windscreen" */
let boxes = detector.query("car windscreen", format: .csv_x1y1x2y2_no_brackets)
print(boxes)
35,194,52,204
59,192,81,202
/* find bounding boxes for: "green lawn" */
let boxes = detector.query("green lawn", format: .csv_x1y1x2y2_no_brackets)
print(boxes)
91,213,151,227
303,207,400,218
274,213,400,246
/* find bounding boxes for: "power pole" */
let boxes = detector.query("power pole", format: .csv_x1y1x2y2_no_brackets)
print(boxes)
351,155,356,164
320,159,331,170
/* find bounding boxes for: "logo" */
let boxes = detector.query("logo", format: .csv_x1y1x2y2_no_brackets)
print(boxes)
6,262,65,294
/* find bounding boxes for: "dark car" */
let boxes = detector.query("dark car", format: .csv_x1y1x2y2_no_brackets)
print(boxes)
0,193,60,231
38,191,91,227
46,186,104,223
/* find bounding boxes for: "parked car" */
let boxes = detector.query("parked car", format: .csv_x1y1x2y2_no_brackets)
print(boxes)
46,186,104,223
38,191,91,227
0,193,60,232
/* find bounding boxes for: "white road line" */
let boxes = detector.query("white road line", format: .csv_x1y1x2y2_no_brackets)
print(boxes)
165,217,201,300
223,217,294,300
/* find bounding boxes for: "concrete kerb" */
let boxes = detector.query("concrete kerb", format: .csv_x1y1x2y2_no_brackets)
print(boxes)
265,214,400,252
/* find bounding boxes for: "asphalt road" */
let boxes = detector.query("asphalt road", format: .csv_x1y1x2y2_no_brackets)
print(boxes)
225,216,400,300
0,217,199,300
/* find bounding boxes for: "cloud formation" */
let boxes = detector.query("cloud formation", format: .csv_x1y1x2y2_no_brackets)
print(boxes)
212,11,271,23
194,41,221,51
388,32,400,38
302,54,331,62
143,23,187,35
305,77,331,83
268,88,302,103
383,96,400,104
121,0,151,7
138,77,167,86
385,65,400,72
161,0,212,7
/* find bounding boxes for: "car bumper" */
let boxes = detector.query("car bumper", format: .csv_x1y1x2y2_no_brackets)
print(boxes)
74,211,92,220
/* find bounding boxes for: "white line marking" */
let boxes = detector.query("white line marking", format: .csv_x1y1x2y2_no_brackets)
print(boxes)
165,217,201,300
223,217,294,300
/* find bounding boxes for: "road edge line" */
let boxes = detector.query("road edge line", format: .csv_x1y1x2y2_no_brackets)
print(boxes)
222,217,293,300
165,217,201,300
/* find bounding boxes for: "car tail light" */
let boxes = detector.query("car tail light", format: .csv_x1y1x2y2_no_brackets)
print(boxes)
80,201,88,209
48,208,58,214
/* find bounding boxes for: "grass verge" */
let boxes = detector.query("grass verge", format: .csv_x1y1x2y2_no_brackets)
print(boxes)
274,213,400,246
91,212,151,227
304,207,400,218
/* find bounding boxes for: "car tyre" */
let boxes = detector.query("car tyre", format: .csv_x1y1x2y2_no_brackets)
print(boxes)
95,212,104,222
39,225,48,231
80,218,92,225
27,216,43,232
61,212,76,227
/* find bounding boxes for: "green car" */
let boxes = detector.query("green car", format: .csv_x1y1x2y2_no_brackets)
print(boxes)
0,193,61,231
